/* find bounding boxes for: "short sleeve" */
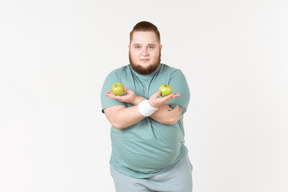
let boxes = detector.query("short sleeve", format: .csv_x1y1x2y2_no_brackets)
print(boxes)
101,70,125,113
166,70,190,111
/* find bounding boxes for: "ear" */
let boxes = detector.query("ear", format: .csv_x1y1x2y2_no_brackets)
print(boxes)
128,44,131,50
160,45,162,50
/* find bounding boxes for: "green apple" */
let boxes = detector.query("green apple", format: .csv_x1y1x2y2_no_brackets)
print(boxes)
159,84,173,97
111,82,125,96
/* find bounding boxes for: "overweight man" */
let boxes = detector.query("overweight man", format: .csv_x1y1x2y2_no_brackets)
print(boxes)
101,21,193,192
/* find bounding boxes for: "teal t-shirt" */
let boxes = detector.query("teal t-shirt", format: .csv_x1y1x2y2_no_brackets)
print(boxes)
101,64,190,178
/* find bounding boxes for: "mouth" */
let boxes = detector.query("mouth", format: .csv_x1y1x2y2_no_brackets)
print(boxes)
140,59,150,62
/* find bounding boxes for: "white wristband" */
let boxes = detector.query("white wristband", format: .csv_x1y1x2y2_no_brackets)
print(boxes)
138,100,158,117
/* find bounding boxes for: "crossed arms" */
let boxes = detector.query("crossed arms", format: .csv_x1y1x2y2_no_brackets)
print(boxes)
103,88,184,129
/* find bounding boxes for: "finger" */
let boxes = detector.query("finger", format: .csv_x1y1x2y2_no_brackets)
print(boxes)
166,93,180,98
105,91,118,98
172,93,180,99
109,95,121,100
105,91,112,96
124,88,132,94
151,91,161,99
164,93,180,102
106,93,118,98
164,94,176,102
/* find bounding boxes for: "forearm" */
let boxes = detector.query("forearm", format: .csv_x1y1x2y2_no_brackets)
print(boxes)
150,104,184,125
104,105,145,129
104,89,182,128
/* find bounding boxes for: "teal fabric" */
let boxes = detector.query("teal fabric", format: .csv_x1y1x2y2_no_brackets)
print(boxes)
101,64,190,178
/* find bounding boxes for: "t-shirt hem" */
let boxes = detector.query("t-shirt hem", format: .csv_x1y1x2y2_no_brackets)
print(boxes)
109,146,188,179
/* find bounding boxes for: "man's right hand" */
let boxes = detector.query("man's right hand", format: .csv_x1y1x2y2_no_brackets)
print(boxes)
105,88,145,105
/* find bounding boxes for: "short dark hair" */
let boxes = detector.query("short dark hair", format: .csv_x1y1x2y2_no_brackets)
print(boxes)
129,21,161,44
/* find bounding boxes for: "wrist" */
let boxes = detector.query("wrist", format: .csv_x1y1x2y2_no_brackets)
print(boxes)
132,95,146,105
138,100,158,117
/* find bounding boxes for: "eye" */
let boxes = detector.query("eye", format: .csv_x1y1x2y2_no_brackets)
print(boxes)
135,46,141,49
148,46,154,49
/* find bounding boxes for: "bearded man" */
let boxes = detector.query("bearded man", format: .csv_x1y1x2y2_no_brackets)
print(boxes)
101,21,193,192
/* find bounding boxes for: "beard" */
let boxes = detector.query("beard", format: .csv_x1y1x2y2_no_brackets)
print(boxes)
129,51,161,75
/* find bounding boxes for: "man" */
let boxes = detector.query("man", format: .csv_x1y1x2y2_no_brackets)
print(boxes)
101,21,192,192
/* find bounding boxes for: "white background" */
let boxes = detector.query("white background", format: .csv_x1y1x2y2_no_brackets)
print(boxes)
1,0,288,191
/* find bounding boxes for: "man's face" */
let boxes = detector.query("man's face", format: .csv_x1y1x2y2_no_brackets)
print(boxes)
129,31,162,75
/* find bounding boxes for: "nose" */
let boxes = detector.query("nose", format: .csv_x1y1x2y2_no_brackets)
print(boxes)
141,48,149,56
